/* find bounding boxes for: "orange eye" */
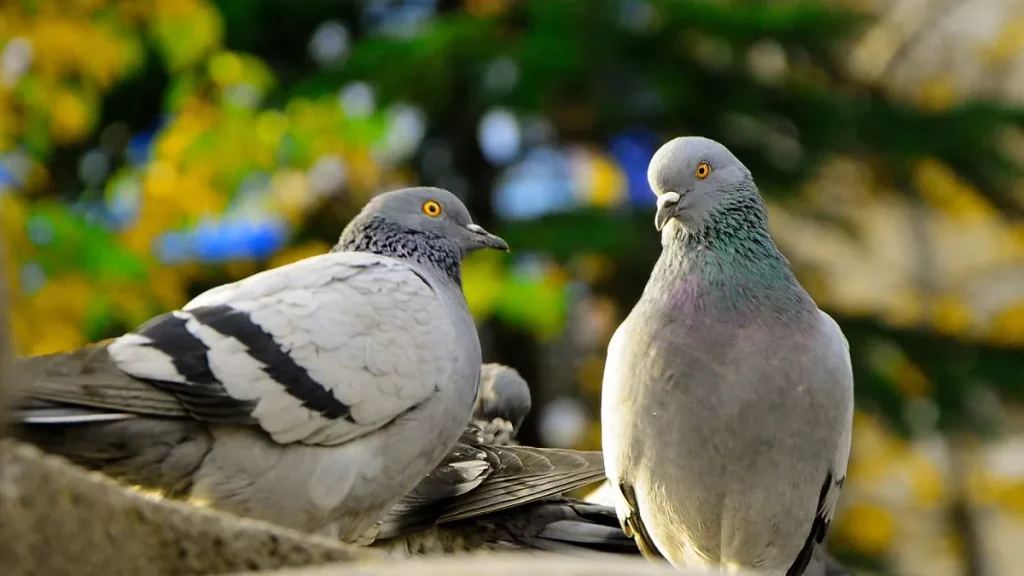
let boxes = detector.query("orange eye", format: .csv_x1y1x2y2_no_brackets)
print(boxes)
695,161,711,179
422,200,442,217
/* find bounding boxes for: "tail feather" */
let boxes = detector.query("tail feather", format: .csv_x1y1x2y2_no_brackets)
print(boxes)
533,503,640,554
14,398,136,424
14,415,212,496
17,344,188,418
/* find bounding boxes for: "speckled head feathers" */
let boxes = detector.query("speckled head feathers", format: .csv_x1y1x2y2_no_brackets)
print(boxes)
648,137,759,233
336,186,508,284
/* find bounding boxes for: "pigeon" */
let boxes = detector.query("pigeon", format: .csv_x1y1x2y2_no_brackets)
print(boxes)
369,364,631,557
471,362,532,446
12,186,509,544
601,137,854,576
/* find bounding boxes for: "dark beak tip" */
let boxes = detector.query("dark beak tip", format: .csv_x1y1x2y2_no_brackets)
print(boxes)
482,233,509,252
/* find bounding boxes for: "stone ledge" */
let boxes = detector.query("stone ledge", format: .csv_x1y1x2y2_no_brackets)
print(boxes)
0,439,372,576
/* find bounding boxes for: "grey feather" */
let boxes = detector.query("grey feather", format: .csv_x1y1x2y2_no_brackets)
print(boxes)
373,373,620,557
375,419,605,540
602,137,854,576
11,186,508,542
18,345,191,418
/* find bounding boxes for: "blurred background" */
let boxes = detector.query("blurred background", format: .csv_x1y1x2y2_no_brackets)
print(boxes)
0,0,1022,574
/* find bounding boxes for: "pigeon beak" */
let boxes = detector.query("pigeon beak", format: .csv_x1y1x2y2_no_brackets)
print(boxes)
654,191,681,231
466,223,510,252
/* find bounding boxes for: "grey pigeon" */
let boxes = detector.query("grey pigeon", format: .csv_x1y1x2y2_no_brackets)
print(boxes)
472,363,532,445
369,365,629,557
12,186,509,544
601,137,854,576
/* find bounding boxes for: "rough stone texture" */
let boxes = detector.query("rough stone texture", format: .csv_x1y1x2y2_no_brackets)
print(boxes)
234,554,707,576
0,440,372,576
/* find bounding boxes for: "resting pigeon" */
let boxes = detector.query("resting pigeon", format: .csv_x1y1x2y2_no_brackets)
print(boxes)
369,364,631,557
601,137,854,576
12,186,509,543
471,362,532,445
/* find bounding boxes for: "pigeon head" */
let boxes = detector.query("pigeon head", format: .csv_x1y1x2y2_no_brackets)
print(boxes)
648,136,759,233
361,187,509,253
474,363,532,434
336,187,508,283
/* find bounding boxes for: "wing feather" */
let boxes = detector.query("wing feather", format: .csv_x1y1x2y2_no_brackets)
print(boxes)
787,311,853,576
24,252,458,448
376,421,605,540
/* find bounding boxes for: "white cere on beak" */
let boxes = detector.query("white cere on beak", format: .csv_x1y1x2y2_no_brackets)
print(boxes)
656,191,681,210
466,223,486,234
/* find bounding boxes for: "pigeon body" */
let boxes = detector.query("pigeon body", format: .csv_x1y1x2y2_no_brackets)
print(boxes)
370,364,629,557
601,137,854,576
14,187,508,542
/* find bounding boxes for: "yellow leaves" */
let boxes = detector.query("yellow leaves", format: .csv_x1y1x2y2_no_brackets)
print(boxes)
0,194,30,254
149,0,224,72
272,170,311,225
141,161,225,217
120,204,175,255
913,159,999,224
990,303,1024,346
23,318,85,356
465,0,512,18
255,110,290,149
968,472,1024,515
968,469,1003,507
154,99,221,163
849,411,907,474
207,51,274,94
268,240,331,270
884,289,924,328
30,274,93,324
908,452,946,506
892,356,932,399
13,273,94,355
48,87,96,145
1002,482,1024,516
1010,225,1024,259
833,503,896,556
571,149,627,209
109,283,156,328
344,149,385,197
978,16,1024,64
915,75,959,112
870,343,933,400
122,159,226,257
462,249,506,320
145,265,188,310
15,14,142,94
222,260,258,281
931,295,974,336
208,51,246,87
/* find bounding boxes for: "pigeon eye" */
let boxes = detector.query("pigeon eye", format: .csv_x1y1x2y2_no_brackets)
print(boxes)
422,201,443,217
695,162,711,179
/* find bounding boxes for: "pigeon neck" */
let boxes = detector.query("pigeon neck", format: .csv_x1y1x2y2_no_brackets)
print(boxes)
334,215,463,286
654,195,811,315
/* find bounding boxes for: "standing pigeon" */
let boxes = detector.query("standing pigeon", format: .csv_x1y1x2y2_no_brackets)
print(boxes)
13,186,509,543
601,137,854,576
